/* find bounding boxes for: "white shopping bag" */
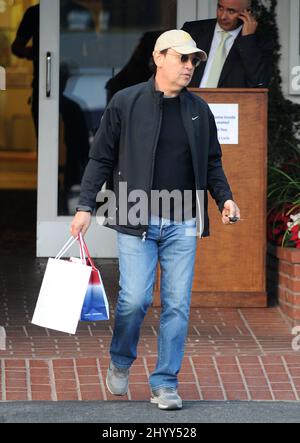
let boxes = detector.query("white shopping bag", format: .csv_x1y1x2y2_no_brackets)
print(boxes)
32,236,92,334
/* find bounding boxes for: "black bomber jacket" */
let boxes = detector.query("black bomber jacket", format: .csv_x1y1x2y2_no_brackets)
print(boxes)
77,76,233,239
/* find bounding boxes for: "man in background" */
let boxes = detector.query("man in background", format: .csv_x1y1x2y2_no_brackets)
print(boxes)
182,0,273,88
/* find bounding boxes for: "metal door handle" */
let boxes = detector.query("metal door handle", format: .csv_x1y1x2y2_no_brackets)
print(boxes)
46,51,51,98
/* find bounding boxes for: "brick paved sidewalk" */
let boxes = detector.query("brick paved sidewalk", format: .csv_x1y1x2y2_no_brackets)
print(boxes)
1,257,300,403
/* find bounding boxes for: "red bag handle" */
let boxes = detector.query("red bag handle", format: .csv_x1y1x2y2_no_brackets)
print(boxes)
77,233,97,270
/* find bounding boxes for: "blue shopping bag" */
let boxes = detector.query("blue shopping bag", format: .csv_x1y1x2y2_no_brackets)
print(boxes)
78,234,109,322
80,265,109,321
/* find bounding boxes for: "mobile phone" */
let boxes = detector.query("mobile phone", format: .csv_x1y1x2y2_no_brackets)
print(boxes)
238,9,253,26
228,216,240,223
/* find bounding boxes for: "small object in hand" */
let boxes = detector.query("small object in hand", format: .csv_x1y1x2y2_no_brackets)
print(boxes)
228,216,240,223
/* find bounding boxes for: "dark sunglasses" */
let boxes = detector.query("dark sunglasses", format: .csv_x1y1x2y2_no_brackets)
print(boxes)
166,51,201,68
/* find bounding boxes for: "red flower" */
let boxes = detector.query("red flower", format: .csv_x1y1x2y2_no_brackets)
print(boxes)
267,205,300,248
290,226,300,241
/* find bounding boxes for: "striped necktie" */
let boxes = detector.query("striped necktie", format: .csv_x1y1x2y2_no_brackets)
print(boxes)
206,31,230,88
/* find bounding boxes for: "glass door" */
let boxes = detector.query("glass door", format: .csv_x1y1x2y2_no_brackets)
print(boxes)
37,0,189,257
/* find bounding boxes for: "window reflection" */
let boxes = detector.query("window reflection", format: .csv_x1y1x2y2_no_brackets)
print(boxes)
106,30,163,103
58,0,177,215
1,1,39,154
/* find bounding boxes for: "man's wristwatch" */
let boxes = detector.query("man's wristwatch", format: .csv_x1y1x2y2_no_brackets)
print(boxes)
76,206,93,213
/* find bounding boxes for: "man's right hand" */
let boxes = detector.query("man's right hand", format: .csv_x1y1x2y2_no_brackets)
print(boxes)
240,9,258,36
70,211,91,238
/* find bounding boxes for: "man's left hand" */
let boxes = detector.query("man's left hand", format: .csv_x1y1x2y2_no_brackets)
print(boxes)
222,200,241,225
239,9,258,36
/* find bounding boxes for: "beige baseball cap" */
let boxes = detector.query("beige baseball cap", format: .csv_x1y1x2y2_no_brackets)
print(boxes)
154,29,207,61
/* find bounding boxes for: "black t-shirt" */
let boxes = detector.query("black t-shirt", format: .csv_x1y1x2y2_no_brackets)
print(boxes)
151,96,196,221
17,4,39,88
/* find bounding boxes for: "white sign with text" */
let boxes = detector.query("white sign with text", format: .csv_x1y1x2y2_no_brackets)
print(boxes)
0,66,5,90
209,103,239,145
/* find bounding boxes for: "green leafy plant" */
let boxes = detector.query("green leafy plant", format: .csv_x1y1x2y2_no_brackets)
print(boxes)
253,1,300,247
252,0,300,167
267,165,300,247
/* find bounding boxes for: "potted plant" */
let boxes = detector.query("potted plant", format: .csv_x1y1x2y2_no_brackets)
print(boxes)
268,162,300,247
252,0,300,323
267,163,300,324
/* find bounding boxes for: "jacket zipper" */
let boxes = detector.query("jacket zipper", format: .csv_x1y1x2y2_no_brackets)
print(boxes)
196,190,204,239
142,96,163,241
180,97,204,239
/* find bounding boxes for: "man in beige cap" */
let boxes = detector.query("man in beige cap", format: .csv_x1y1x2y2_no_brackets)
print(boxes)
71,29,240,410
152,29,208,93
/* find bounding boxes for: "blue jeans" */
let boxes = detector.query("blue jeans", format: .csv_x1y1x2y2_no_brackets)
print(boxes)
110,216,197,390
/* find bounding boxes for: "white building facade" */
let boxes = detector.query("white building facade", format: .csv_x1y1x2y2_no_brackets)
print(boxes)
36,0,300,257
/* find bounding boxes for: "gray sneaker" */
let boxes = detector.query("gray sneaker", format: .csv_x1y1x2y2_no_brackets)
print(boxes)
106,361,129,396
150,387,182,410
